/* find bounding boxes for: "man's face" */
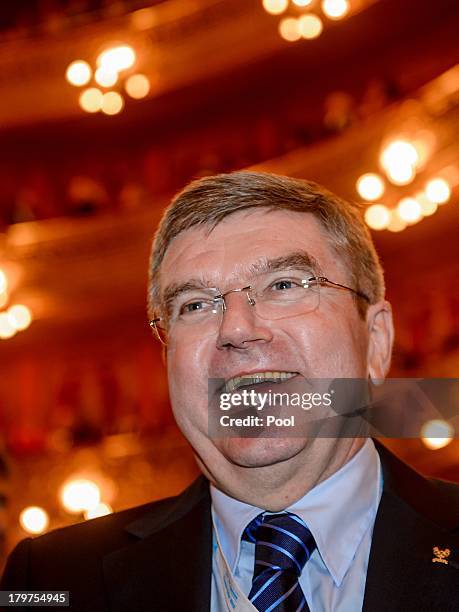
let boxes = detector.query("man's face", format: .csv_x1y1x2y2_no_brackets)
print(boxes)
159,208,389,478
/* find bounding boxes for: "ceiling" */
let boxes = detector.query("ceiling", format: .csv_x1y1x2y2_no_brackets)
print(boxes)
0,0,458,359
0,0,457,478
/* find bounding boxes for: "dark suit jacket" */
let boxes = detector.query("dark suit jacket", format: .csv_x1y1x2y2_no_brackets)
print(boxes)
1,441,458,611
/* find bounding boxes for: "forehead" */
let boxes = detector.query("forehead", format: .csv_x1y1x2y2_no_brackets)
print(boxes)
160,208,344,289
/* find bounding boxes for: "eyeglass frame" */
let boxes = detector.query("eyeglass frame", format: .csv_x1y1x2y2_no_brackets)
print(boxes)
149,275,370,345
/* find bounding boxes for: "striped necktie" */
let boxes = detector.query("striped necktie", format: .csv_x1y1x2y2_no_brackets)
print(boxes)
243,512,316,612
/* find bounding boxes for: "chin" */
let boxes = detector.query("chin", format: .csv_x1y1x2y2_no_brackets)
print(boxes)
215,436,307,468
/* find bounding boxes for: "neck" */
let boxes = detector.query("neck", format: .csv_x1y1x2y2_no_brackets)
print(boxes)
198,438,365,511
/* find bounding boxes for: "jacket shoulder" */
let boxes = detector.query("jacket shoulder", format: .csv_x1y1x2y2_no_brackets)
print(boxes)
1,476,208,594
375,440,459,531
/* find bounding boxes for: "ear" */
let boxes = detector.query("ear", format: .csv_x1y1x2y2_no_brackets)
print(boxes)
366,300,394,384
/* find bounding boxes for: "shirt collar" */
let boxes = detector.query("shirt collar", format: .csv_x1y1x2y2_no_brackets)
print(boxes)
210,439,382,586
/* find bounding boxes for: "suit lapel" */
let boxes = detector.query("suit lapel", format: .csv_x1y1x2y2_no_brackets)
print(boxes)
101,444,459,611
103,476,212,612
363,442,459,611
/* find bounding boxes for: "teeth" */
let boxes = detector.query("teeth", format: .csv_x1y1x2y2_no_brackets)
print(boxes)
224,371,297,392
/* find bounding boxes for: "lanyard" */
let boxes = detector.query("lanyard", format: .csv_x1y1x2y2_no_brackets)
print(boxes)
212,512,259,612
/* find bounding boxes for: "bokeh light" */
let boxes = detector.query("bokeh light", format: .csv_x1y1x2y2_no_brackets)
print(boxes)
415,192,438,216
97,45,136,73
381,140,419,168
425,178,451,204
94,67,118,88
380,139,419,185
0,269,7,293
19,507,49,534
101,91,124,115
0,312,16,339
125,74,150,99
65,60,91,87
364,204,391,230
79,88,103,113
278,17,301,42
298,14,323,39
131,7,156,30
386,212,407,233
412,130,435,169
386,163,416,186
60,479,101,514
397,197,422,224
292,0,313,6
7,304,32,331
84,502,113,520
421,419,454,450
263,0,289,15
356,173,385,201
322,0,350,20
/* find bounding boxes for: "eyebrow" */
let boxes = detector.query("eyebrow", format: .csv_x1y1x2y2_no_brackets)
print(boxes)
249,251,322,276
161,250,322,314
162,279,216,315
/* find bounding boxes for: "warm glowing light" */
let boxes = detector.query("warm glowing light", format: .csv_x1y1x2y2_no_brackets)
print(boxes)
0,270,7,293
101,92,124,115
125,74,150,99
364,204,391,230
65,60,91,87
79,88,103,113
278,17,301,42
322,0,350,20
97,45,136,72
292,0,313,6
0,313,16,339
397,197,422,224
298,14,323,39
386,163,416,186
263,0,288,15
131,7,156,30
412,130,435,169
7,304,32,330
84,502,113,520
425,178,451,204
356,173,385,201
94,67,118,88
0,291,7,308
386,213,407,233
381,140,419,169
421,419,454,450
60,479,101,514
380,140,418,185
19,507,49,534
415,192,438,217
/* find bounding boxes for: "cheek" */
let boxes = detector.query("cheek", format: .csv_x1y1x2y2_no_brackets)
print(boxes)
286,313,368,377
166,341,211,425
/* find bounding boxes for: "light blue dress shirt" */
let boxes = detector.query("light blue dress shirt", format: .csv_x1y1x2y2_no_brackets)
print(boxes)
210,439,383,611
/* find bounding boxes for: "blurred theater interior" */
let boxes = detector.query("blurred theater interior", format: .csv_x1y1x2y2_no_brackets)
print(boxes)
0,0,458,570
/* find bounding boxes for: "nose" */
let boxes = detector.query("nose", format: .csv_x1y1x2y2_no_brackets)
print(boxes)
216,289,273,349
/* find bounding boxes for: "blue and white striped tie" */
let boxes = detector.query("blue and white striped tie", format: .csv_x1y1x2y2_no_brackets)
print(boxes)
243,512,316,612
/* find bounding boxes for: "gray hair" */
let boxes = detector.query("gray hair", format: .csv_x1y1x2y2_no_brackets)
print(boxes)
148,170,385,320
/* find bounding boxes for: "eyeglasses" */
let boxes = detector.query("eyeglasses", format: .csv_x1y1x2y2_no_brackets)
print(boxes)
149,273,370,345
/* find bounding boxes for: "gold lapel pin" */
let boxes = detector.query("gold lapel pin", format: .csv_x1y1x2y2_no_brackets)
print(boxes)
432,546,451,565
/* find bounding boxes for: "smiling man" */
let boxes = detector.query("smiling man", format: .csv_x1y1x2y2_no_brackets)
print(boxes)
1,171,458,611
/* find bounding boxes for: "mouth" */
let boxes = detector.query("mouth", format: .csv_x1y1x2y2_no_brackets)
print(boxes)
224,371,299,393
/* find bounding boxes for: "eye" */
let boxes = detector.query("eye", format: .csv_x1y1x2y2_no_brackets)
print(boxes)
270,278,303,291
178,298,216,316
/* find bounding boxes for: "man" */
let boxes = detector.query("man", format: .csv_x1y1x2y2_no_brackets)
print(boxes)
1,171,458,611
